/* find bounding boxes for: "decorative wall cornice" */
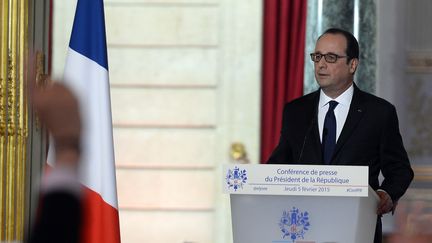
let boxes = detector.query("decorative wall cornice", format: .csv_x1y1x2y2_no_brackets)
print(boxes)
407,51,432,73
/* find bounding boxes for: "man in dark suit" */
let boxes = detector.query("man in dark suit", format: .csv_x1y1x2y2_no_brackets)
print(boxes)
267,28,414,243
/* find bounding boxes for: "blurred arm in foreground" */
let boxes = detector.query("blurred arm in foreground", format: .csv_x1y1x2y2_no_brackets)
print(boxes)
29,82,82,243
387,200,432,243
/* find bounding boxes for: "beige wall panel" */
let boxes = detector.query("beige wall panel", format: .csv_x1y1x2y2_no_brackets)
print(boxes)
114,128,216,167
109,48,218,86
105,6,219,46
111,88,216,125
117,170,215,208
119,210,213,243
107,0,217,3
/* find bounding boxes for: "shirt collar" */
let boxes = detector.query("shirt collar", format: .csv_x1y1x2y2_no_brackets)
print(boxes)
319,83,354,108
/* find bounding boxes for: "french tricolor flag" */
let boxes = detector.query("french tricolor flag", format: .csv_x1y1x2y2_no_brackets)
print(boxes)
62,0,120,242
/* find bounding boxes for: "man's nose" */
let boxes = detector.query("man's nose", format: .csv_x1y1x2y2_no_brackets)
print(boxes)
317,57,327,69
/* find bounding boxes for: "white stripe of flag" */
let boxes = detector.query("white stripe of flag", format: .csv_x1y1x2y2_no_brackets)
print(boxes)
49,0,121,242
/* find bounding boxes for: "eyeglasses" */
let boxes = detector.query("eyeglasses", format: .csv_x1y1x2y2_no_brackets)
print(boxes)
310,53,349,63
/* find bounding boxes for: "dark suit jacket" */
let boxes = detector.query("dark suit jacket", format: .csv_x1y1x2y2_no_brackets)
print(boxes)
267,84,413,203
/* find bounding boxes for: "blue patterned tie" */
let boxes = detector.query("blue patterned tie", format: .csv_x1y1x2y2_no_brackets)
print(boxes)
323,101,338,164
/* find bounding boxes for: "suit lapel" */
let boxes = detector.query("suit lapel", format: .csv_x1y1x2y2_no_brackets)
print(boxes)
310,116,323,163
304,91,323,163
332,84,365,162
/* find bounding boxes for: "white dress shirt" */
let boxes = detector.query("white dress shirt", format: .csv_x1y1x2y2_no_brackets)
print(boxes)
317,84,390,198
318,84,354,142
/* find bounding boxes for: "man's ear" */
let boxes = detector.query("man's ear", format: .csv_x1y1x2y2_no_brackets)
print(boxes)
349,58,359,74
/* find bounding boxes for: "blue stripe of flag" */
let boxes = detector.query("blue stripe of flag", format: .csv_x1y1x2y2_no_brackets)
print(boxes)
69,0,108,70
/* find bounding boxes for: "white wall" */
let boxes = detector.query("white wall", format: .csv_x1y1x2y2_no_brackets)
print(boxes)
52,0,262,242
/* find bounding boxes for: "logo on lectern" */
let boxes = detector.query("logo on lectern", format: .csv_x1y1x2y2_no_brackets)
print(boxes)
226,166,247,191
279,207,310,242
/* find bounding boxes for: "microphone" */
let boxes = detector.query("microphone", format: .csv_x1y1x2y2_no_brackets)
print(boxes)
297,117,316,163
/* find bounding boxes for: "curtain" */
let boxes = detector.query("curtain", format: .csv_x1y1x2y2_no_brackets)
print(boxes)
260,0,308,162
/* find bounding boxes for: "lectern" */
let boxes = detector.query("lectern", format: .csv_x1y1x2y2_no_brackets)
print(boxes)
224,164,378,243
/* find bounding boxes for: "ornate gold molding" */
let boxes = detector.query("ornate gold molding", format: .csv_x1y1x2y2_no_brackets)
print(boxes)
230,142,250,164
35,51,46,88
34,51,46,130
7,51,16,136
0,0,8,239
0,1,7,137
1,0,29,241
